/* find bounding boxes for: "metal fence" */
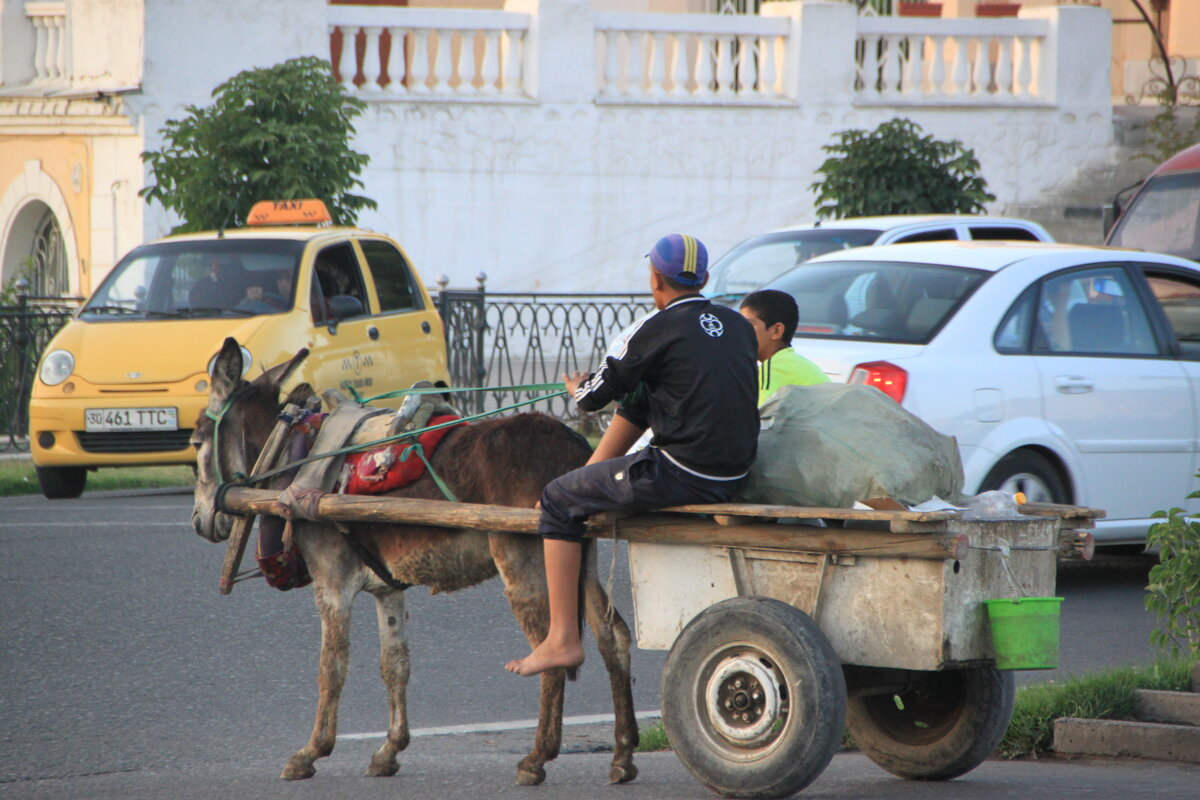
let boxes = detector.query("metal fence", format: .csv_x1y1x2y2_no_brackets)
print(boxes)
0,293,80,449
435,275,654,423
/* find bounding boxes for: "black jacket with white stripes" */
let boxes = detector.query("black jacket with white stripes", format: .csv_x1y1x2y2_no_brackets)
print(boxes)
574,294,759,480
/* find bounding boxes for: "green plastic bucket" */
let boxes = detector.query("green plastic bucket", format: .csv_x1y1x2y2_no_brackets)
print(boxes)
983,597,1063,670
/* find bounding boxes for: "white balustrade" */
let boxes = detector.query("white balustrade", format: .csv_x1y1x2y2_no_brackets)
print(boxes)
855,16,1049,105
25,1,68,86
593,11,792,104
328,5,533,100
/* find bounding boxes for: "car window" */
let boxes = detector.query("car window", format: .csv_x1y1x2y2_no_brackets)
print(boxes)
763,259,987,344
1142,268,1200,359
994,284,1038,353
360,240,423,313
1107,172,1200,260
312,242,368,324
969,226,1041,242
892,229,957,243
1033,267,1159,356
80,239,304,320
704,229,880,298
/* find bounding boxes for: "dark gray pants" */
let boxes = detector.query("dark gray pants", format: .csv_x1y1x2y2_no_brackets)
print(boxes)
538,447,743,542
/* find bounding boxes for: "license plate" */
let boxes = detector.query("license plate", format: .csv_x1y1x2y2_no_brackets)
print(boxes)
84,407,178,432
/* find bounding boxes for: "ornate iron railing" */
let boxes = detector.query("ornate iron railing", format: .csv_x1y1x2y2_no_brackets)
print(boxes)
435,277,654,423
0,293,80,449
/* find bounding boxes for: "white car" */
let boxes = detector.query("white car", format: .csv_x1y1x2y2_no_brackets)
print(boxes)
761,240,1200,545
705,214,1053,302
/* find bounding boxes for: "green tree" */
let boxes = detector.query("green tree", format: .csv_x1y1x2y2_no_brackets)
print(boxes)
1146,493,1200,660
810,117,995,220
141,56,376,233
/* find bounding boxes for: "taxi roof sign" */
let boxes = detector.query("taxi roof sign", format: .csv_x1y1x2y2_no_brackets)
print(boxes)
246,199,332,227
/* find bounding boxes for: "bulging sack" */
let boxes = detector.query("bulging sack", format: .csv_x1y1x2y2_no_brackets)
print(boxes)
738,383,963,508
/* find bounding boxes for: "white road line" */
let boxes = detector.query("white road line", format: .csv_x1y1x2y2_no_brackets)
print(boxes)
338,710,662,741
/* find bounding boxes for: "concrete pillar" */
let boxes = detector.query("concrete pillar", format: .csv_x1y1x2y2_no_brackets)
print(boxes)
763,1,857,108
1021,5,1111,118
505,0,593,105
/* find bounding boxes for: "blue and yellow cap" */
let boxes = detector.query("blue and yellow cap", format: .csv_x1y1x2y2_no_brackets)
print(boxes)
647,233,708,286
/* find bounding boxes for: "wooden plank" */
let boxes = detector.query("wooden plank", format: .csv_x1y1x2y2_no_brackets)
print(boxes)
660,502,960,523
220,488,967,559
218,404,301,595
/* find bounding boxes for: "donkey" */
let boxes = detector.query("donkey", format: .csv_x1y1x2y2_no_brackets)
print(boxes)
190,338,638,785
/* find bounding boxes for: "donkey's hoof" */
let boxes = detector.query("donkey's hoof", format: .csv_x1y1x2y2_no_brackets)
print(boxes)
609,762,638,784
514,762,546,786
366,753,400,777
281,757,316,781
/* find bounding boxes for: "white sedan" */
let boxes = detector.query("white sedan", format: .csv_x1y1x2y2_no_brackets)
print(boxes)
760,240,1200,545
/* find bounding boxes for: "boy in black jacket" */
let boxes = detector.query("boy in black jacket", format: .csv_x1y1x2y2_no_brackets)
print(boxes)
506,234,759,676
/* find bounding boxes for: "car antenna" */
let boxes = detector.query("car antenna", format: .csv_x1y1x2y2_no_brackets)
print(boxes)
217,175,250,239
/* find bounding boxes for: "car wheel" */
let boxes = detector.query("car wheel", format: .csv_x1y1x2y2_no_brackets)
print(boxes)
980,450,1068,505
35,466,87,499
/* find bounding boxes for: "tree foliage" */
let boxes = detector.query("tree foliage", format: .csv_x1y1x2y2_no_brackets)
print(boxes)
810,118,995,220
1146,492,1200,660
141,56,376,233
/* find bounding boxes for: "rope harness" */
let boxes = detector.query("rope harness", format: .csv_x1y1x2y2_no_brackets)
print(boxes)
211,380,568,590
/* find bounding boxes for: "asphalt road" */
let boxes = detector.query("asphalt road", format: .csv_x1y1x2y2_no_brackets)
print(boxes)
0,489,1174,799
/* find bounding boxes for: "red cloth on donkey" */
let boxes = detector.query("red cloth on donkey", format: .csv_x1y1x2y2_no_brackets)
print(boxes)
342,415,466,495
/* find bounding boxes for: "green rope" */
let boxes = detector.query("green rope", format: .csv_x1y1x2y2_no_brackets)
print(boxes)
243,387,568,488
345,381,567,405
398,442,459,502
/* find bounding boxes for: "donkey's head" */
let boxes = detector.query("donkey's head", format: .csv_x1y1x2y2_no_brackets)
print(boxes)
190,337,310,543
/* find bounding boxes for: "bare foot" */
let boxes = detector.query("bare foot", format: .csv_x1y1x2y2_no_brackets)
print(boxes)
504,640,585,677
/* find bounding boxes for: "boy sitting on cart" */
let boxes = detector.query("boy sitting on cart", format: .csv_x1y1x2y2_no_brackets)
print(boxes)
506,234,760,676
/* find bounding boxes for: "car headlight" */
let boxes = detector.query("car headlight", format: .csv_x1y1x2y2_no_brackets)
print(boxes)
207,346,253,379
39,350,74,386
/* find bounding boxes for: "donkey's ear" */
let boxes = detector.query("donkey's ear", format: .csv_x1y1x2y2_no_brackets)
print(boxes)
209,338,244,406
257,347,310,399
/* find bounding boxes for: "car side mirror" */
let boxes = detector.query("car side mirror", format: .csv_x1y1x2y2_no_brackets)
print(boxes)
325,294,364,333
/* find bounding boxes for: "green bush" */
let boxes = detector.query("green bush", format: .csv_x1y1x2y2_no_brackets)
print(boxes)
810,117,995,220
1146,496,1200,659
141,56,376,233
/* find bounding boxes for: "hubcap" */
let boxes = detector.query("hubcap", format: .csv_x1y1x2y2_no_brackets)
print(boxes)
997,472,1053,504
705,653,782,746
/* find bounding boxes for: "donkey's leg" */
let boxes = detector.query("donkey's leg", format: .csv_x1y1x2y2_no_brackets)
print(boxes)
282,582,354,780
491,537,566,786
582,546,639,784
366,589,409,777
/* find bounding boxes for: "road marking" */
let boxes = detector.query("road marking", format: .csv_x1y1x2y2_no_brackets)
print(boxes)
0,521,188,528
338,710,662,741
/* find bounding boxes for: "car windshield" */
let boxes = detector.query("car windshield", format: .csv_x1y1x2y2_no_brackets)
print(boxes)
761,259,989,344
81,239,306,320
704,229,881,300
1107,171,1200,262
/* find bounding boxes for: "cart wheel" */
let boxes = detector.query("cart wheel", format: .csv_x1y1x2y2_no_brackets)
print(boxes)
661,597,847,799
846,666,1014,781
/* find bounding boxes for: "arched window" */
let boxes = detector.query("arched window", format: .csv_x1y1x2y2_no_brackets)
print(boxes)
30,207,68,296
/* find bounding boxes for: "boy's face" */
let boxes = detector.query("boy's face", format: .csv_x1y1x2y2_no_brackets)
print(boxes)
739,306,781,362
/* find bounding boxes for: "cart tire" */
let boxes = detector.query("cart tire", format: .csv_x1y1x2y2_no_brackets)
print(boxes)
846,666,1014,781
661,597,847,799
36,466,86,499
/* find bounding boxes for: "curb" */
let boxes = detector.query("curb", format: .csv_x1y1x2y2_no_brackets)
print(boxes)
1053,717,1200,763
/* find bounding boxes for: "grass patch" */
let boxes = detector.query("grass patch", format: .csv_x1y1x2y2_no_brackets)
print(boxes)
634,660,1195,757
637,719,669,752
998,659,1193,759
0,460,194,497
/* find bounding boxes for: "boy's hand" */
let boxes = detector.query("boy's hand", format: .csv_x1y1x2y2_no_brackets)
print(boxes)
562,371,589,397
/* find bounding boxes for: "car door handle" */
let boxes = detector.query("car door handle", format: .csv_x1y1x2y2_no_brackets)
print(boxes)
1054,376,1094,394
421,321,431,334
368,326,379,341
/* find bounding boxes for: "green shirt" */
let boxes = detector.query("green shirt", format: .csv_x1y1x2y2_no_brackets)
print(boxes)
758,346,829,406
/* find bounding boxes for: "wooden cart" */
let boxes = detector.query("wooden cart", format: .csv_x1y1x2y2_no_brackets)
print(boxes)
222,486,1099,798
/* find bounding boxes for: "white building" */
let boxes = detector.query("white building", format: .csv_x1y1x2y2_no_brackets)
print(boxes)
1,0,1122,295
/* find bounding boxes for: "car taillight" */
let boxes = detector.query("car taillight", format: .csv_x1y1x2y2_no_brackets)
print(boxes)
849,361,907,403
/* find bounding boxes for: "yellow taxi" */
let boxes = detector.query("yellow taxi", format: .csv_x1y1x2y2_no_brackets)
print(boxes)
29,200,450,498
